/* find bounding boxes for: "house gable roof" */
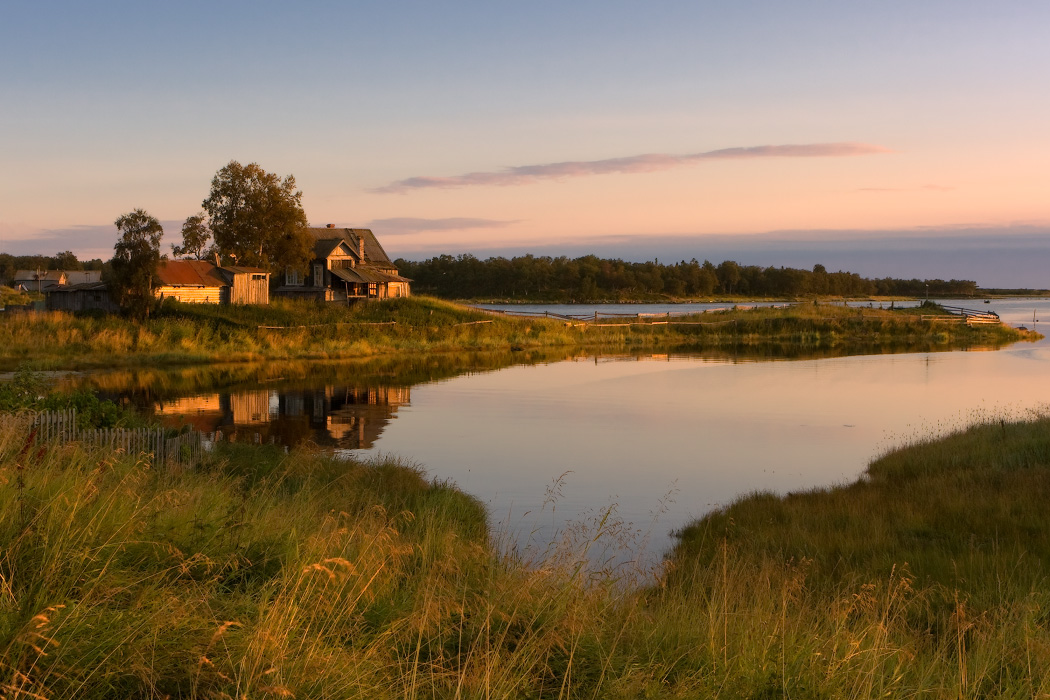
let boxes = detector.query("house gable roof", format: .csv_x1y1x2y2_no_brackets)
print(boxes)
307,227,395,268
14,270,66,283
348,228,394,267
312,237,354,260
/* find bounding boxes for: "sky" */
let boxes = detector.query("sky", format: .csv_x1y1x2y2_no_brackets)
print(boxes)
2,0,1049,287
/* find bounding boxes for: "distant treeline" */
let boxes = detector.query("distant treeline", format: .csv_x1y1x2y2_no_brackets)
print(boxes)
0,252,106,286
1,249,984,300
394,254,979,300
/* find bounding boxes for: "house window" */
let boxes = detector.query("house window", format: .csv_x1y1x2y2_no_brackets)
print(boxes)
285,268,301,286
251,274,266,281
368,283,378,296
313,264,325,288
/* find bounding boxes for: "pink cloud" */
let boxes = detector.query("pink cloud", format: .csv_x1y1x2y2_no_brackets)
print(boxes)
855,184,955,193
367,217,520,235
375,142,892,193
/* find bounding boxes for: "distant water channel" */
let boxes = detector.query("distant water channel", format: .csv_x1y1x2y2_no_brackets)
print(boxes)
82,298,1050,559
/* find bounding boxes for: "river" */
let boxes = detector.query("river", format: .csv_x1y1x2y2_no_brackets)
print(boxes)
83,298,1050,560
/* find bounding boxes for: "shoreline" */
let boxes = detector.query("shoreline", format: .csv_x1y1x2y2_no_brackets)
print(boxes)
0,296,1038,371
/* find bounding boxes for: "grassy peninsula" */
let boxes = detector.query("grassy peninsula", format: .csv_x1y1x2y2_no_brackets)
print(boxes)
3,407,1050,698
0,296,1037,370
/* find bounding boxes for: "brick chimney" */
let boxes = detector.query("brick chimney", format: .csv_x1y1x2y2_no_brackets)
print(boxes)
358,235,365,260
326,223,335,228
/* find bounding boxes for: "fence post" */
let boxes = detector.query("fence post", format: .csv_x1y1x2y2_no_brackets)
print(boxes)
23,409,206,471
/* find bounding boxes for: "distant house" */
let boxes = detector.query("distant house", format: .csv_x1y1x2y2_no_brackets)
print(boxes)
65,271,103,286
14,270,65,293
155,260,270,305
13,270,101,293
274,226,410,302
14,270,102,294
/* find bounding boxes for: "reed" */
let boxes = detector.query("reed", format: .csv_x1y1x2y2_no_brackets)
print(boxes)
3,410,1050,697
0,298,1036,371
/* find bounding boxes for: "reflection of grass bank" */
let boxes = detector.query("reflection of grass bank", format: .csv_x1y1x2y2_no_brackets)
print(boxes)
0,297,1037,370
66,338,1004,404
4,411,1050,697
64,349,585,402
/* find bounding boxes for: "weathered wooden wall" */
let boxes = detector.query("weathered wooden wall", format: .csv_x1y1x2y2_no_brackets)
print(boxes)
229,274,269,305
155,285,223,304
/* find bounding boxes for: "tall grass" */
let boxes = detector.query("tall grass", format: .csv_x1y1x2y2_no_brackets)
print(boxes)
0,298,1036,370
4,411,1050,697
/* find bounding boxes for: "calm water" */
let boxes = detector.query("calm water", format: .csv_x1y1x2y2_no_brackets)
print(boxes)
87,298,1050,558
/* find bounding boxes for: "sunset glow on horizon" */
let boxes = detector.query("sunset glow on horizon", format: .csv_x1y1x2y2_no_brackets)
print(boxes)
3,1,1049,285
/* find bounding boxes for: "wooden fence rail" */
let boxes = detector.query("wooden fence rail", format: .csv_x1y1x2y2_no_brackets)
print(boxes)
28,408,203,468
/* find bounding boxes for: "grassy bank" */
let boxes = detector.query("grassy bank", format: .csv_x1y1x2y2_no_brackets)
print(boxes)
585,299,1038,350
0,297,1038,370
665,412,1050,697
4,410,1050,698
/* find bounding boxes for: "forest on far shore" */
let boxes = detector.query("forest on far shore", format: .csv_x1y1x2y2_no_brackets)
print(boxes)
1,250,1027,302
394,254,984,300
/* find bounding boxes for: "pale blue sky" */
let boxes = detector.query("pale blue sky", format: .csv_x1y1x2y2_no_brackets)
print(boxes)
2,1,1049,285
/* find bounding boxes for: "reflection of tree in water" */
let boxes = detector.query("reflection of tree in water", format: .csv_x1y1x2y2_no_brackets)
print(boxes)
154,385,409,450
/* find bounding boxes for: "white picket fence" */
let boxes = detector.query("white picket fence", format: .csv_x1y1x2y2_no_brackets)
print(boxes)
30,408,203,468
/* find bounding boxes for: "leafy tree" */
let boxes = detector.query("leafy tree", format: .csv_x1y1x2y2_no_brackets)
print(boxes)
172,213,215,260
716,260,741,294
110,209,163,318
202,160,312,273
53,250,83,270
698,260,719,296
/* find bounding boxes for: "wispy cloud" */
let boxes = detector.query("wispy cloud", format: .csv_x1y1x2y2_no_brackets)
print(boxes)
374,142,891,193
367,217,521,235
855,184,955,193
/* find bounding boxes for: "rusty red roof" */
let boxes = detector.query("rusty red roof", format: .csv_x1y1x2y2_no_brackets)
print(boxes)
156,260,226,287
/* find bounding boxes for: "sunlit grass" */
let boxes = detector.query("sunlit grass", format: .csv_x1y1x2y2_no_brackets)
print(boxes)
0,298,1036,370
4,409,1050,697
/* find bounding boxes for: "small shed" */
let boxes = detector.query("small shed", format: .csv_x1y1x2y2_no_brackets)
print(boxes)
217,266,270,305
45,282,120,313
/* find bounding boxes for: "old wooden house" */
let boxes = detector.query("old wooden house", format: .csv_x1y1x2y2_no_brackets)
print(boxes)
274,226,410,302
155,260,270,305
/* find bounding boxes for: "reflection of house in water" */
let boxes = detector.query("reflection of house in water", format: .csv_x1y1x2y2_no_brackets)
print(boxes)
154,385,409,450
153,395,224,432
279,385,410,449
227,390,272,425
